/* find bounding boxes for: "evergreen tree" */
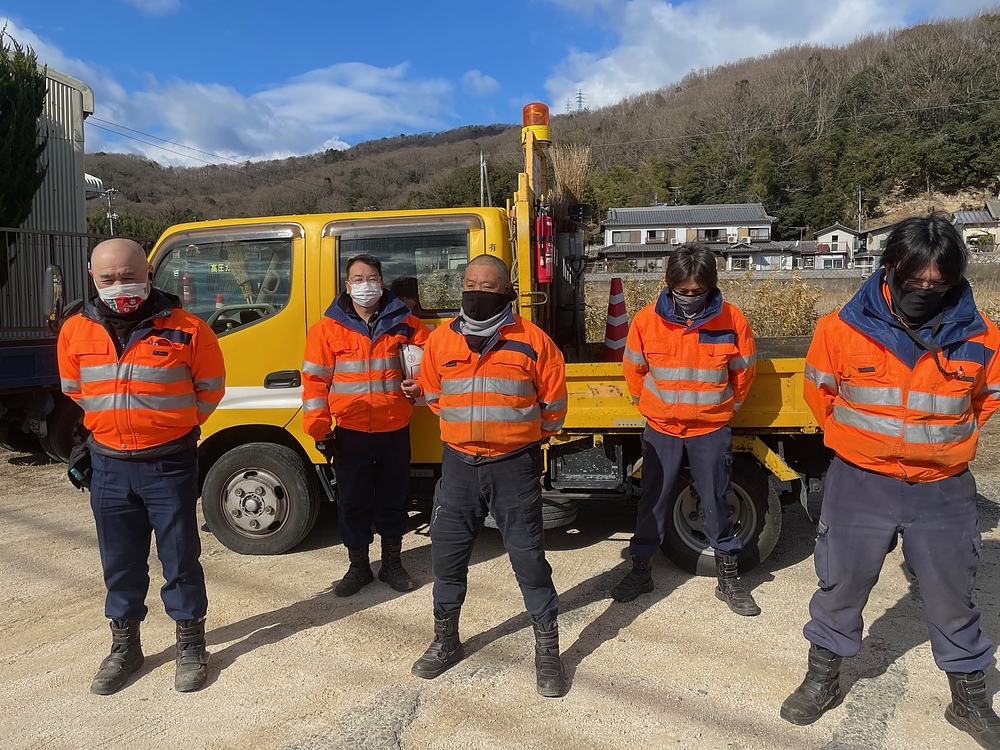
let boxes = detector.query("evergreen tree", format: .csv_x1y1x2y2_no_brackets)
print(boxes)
0,27,47,290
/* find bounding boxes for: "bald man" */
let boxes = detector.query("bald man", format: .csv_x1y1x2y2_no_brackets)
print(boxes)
57,239,226,695
412,255,569,698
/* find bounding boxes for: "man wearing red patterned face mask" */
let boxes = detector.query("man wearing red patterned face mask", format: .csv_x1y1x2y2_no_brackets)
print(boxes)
58,239,226,696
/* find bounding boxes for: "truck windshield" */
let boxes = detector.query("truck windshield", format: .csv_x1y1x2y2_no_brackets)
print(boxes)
152,237,293,334
334,223,471,315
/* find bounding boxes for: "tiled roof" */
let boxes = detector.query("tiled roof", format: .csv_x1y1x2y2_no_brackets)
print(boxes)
954,210,996,226
987,199,1000,218
603,203,777,227
814,222,860,237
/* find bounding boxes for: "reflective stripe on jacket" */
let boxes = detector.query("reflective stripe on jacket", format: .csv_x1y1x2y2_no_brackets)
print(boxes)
302,291,430,438
420,310,567,459
804,269,1000,482
57,293,226,452
623,288,756,437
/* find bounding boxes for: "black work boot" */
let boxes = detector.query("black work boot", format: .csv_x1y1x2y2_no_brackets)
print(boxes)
90,619,143,695
175,617,209,692
334,547,374,597
714,552,761,616
945,670,1000,748
411,610,464,679
780,643,844,725
532,618,567,698
610,555,653,602
378,537,416,592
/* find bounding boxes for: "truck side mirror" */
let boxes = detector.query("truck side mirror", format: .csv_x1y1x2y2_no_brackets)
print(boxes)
43,264,64,333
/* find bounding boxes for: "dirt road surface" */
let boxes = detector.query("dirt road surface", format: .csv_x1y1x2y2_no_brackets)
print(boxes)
4,431,1000,750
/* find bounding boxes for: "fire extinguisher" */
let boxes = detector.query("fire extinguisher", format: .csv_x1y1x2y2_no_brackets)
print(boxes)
534,209,554,283
182,272,192,306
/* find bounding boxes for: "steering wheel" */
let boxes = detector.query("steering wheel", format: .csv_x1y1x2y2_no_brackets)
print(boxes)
207,303,277,331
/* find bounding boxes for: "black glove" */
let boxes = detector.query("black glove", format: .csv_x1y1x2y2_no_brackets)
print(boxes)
67,442,92,491
315,433,339,463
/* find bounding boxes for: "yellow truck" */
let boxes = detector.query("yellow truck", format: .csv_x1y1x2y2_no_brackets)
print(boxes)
140,104,826,575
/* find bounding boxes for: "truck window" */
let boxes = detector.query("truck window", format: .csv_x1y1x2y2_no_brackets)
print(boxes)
334,224,472,314
152,237,293,335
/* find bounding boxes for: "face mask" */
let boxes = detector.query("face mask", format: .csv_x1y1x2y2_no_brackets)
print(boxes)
461,290,512,322
97,282,149,314
673,289,709,319
348,281,382,308
886,268,946,327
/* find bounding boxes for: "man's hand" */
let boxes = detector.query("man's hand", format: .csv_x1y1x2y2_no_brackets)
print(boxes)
315,433,338,463
401,379,421,400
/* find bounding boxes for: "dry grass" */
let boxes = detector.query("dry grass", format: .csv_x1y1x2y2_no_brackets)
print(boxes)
584,272,822,342
549,145,590,218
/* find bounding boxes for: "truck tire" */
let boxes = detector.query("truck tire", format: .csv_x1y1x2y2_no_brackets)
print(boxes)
202,442,321,555
484,496,579,531
660,455,781,576
38,395,86,464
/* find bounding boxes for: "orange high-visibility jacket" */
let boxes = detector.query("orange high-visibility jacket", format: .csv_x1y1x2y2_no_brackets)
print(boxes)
804,271,1000,482
623,288,756,438
302,292,430,438
58,292,226,452
420,310,567,460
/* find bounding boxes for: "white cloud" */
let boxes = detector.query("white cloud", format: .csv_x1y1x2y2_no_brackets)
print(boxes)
545,0,1000,109
461,69,501,96
117,0,182,15
3,19,454,166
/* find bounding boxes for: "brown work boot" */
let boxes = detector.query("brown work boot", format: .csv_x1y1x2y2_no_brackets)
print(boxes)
90,619,143,695
335,547,374,597
714,552,761,616
175,617,209,692
945,670,1000,748
411,610,463,679
610,555,653,602
532,618,567,698
378,537,416,592
780,643,844,725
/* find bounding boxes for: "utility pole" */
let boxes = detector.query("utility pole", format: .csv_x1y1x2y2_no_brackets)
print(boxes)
104,188,119,235
857,185,863,232
479,152,492,207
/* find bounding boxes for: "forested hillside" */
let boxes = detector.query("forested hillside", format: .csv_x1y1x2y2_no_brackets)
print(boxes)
86,11,1000,241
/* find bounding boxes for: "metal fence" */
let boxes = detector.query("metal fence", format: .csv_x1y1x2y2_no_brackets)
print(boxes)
0,228,154,339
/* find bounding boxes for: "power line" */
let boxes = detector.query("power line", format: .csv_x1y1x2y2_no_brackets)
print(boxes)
87,117,332,194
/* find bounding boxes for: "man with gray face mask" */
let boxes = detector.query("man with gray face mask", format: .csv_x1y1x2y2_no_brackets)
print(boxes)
613,244,760,616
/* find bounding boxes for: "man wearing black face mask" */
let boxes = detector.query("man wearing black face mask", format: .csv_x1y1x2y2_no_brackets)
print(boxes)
783,215,1000,749
411,254,569,698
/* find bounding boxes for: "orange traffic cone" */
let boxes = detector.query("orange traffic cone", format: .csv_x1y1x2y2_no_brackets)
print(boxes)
602,277,628,362
215,293,224,310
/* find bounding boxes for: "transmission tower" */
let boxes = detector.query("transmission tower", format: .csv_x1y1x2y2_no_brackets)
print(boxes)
575,90,585,113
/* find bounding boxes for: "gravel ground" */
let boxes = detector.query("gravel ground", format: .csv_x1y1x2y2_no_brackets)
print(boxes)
3,426,1000,750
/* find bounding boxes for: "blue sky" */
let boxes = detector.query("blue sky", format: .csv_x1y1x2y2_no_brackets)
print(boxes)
3,0,997,166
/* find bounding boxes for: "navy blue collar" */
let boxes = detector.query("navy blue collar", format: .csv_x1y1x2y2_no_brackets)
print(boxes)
325,289,410,340
839,269,985,368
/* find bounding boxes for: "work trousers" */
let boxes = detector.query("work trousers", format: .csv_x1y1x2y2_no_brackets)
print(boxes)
804,456,995,673
333,425,410,550
630,424,742,557
90,446,207,622
430,445,559,626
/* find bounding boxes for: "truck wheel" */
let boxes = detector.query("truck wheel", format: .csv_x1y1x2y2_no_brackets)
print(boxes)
484,496,579,531
38,396,86,464
660,455,781,576
202,442,321,555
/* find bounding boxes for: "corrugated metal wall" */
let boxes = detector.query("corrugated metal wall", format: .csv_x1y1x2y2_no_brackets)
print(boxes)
2,69,96,338
0,229,94,338
21,69,93,234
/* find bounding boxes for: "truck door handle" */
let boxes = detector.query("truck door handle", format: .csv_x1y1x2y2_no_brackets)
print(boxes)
264,370,301,389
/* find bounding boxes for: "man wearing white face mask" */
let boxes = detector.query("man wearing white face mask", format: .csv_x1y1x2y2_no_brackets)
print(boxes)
302,254,430,597
57,238,226,695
